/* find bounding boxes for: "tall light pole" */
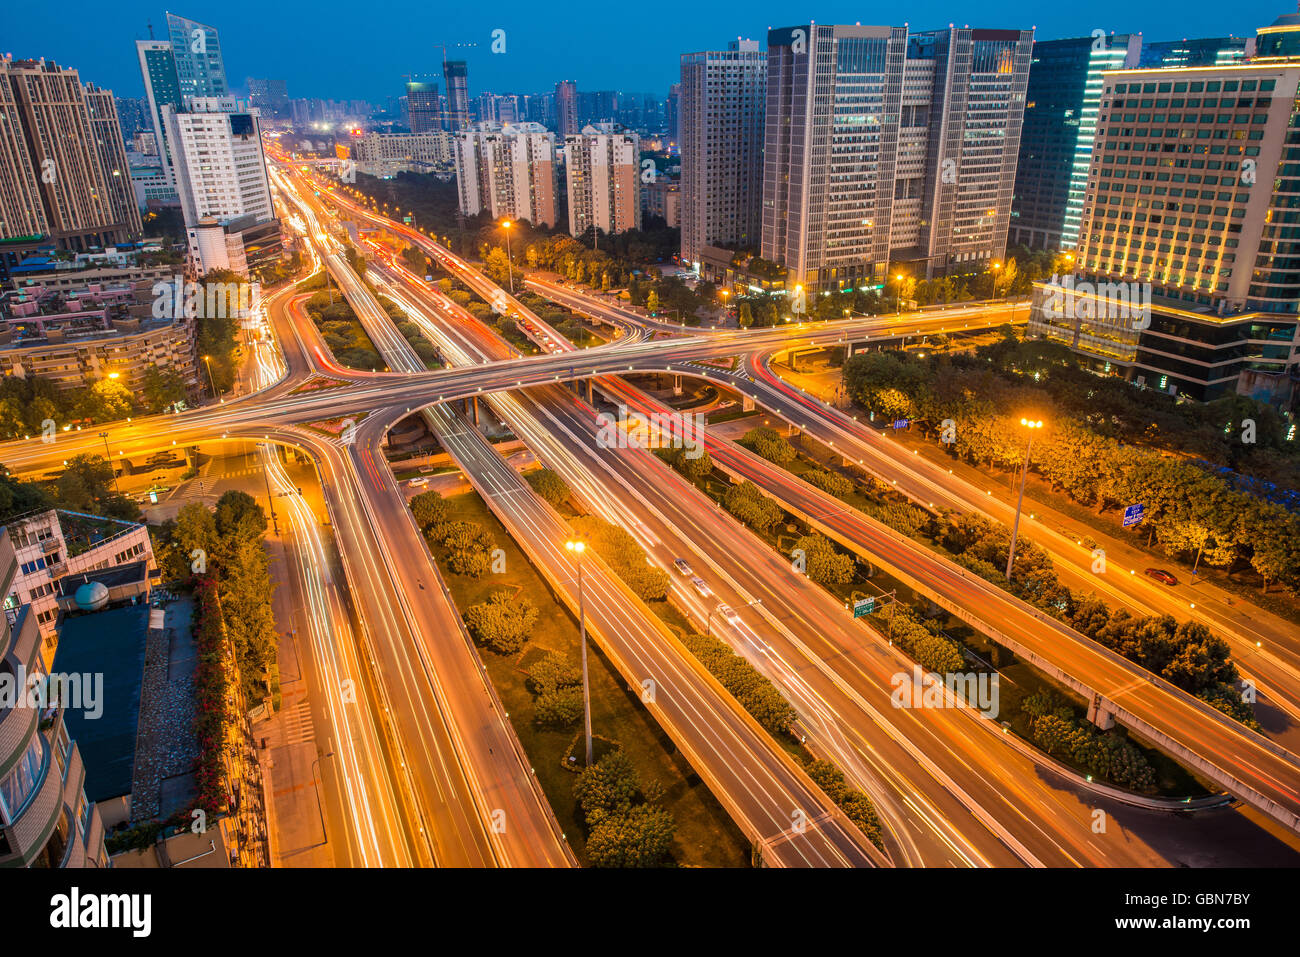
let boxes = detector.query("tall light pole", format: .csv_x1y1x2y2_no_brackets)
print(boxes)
565,538,592,766
202,354,218,398
991,261,1002,300
1006,418,1043,580
258,442,280,535
500,220,514,294
98,431,121,494
894,273,904,315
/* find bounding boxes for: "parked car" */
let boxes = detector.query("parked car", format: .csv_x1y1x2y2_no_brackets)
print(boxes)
691,576,712,597
1144,568,1178,586
673,558,693,577
717,604,742,626
409,476,430,487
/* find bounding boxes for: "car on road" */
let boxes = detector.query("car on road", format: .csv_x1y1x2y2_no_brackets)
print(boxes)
1144,568,1178,586
691,576,712,597
717,604,742,626
673,558,693,577
409,476,430,487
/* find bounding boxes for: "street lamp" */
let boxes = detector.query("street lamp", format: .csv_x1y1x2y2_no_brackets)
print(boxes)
500,220,515,294
1006,418,1043,580
202,354,218,398
894,274,904,315
564,538,593,767
991,261,1002,300
98,430,121,494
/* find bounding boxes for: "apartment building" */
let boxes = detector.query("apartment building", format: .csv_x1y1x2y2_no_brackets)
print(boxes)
761,24,1033,292
679,39,766,266
1029,14,1300,400
351,131,453,177
454,123,559,227
564,123,642,239
0,57,141,249
555,81,579,137
0,529,108,868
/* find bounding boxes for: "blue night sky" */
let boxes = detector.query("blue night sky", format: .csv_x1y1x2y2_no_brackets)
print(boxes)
0,1,1291,102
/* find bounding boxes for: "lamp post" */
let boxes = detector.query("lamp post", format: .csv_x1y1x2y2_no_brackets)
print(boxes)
1006,418,1043,580
258,442,280,535
500,220,514,294
202,354,218,398
98,430,121,494
565,539,592,766
991,261,1002,300
894,274,904,315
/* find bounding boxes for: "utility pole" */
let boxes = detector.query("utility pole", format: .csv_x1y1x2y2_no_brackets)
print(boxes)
1006,418,1042,580
259,443,280,535
565,539,592,766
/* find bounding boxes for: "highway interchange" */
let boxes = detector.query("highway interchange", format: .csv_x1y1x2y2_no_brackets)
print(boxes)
7,157,1300,868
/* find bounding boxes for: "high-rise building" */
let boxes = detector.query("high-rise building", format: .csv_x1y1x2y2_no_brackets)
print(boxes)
83,84,142,236
0,528,108,867
679,39,766,266
352,131,453,176
443,60,470,131
0,56,141,248
163,96,277,274
1139,36,1253,69
1029,15,1300,400
1011,34,1141,251
564,123,641,239
115,95,149,141
166,12,228,99
136,39,182,196
246,77,289,118
577,90,618,127
761,24,1033,291
405,80,441,133
454,123,559,227
555,80,578,136
665,82,681,144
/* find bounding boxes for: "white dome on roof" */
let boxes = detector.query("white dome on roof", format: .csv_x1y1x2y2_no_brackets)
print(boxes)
74,580,109,611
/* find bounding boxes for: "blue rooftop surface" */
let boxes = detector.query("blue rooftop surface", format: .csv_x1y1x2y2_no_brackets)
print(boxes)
50,603,150,803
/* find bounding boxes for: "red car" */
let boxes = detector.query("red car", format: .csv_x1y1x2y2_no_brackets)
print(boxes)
1145,568,1179,586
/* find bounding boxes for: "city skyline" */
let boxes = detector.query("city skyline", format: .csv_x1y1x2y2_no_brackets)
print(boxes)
1,1,1286,101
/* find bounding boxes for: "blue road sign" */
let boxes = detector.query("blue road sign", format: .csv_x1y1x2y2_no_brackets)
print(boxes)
892,419,909,430
1123,503,1146,528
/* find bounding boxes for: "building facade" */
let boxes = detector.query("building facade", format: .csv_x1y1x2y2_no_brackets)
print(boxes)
761,24,1033,292
564,124,642,239
405,80,441,134
351,132,453,177
443,61,470,132
0,57,141,249
1029,22,1300,399
0,530,108,868
454,123,559,227
555,81,579,137
679,39,766,267
165,12,228,101
1011,34,1141,250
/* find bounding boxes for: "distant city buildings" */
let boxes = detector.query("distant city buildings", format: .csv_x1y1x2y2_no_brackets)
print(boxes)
642,177,680,228
405,79,441,133
761,24,1033,293
1028,12,1300,400
0,56,141,248
443,60,471,131
564,123,642,239
679,39,766,267
454,123,559,227
246,77,289,119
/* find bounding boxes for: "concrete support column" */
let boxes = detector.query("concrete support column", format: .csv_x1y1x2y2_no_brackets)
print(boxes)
586,379,594,404
1086,694,1116,731
472,395,479,426
742,394,754,412
673,374,682,396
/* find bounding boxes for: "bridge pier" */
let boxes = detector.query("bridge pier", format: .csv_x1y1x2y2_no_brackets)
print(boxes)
586,379,594,404
1086,694,1116,731
472,395,479,426
742,394,754,412
673,374,682,396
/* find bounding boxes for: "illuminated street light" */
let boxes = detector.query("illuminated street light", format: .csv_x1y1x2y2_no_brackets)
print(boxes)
564,538,593,766
500,220,515,294
1006,418,1043,580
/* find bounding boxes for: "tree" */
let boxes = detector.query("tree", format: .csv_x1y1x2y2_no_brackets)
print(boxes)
410,490,450,531
585,804,676,868
431,520,496,577
573,750,638,818
722,481,783,533
164,501,218,579
74,378,134,423
463,591,538,654
794,533,854,585
526,469,570,507
670,447,713,482
740,427,796,465
141,365,189,413
646,289,660,314
214,490,267,546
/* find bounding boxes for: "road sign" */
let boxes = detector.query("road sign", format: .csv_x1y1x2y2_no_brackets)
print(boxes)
853,596,875,618
1123,503,1146,528
891,419,909,430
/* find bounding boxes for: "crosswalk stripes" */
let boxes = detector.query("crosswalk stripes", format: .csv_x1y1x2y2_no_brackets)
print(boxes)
281,698,316,747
